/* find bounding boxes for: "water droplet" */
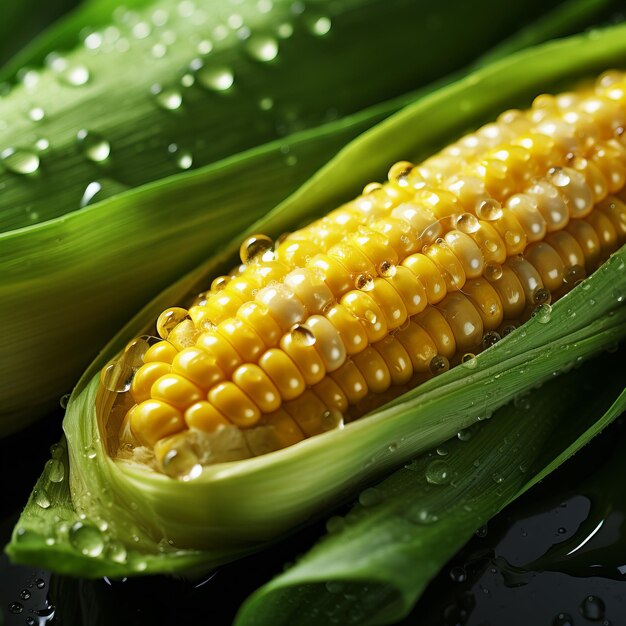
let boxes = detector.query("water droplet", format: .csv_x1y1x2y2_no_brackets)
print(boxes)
557,527,567,534
429,355,449,376
26,617,37,626
100,359,134,392
533,287,551,305
475,525,488,538
532,303,552,324
35,137,50,151
8,601,23,614
355,273,374,291
277,22,294,38
246,35,279,62
492,472,505,484
211,275,230,292
156,307,189,339
77,129,110,162
19,589,31,600
476,198,503,221
406,506,439,524
613,287,625,303
425,459,451,485
80,181,103,207
107,541,128,563
155,87,182,110
61,65,91,86
35,578,46,589
502,324,517,336
581,595,605,621
45,458,65,483
69,522,105,557
379,261,396,277
449,566,467,583
563,264,585,285
548,166,571,187
553,612,574,626
198,66,234,91
457,428,473,441
358,488,382,507
484,263,503,281
240,234,273,264
34,488,51,509
481,331,501,350
197,39,213,54
308,15,332,36
388,160,413,185
161,446,203,481
177,151,193,170
455,212,480,234
436,445,448,456
290,324,316,346
28,106,45,121
461,353,477,369
1,148,40,174
84,32,103,50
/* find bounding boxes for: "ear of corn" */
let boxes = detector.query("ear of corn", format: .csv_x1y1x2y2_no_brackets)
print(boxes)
7,24,626,578
0,0,577,436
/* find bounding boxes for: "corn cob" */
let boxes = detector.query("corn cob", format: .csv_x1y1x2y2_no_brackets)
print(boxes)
100,70,626,479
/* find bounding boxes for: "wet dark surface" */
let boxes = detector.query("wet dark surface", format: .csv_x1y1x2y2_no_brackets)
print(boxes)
1,411,626,626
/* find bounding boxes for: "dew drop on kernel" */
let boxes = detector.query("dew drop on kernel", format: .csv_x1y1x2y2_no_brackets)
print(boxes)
455,212,480,234
476,198,503,221
198,66,234,91
563,264,585,285
532,303,552,324
388,161,414,185
429,355,449,376
425,459,451,485
533,287,551,305
481,331,501,350
156,307,189,339
484,263,503,281
77,129,110,162
355,273,374,291
240,234,273,264
69,522,105,557
580,595,605,621
1,147,40,174
379,260,396,277
162,446,203,481
462,353,477,369
211,276,230,292
246,35,279,62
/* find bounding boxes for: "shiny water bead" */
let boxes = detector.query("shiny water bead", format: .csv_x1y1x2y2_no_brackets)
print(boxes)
211,276,230,292
237,302,283,347
232,364,281,414
341,290,387,343
208,382,261,428
324,303,368,355
373,336,413,385
283,391,330,437
156,307,189,339
330,359,369,404
197,331,243,375
525,242,565,292
130,400,184,447
485,265,526,319
444,230,484,278
304,315,347,372
143,340,178,364
256,284,307,331
565,219,602,270
383,265,428,316
312,377,348,413
402,253,447,304
258,349,306,400
533,287,551,305
284,268,334,314
467,221,507,264
184,401,230,432
131,362,172,403
239,233,274,264
353,347,391,394
424,241,466,291
437,292,484,353
525,179,569,232
151,374,204,409
455,212,480,234
506,193,548,242
100,359,135,392
481,331,501,350
476,198,503,224
547,166,594,218
562,264,586,285
262,410,305,448
355,272,375,291
280,328,325,385
429,355,450,376
462,278,504,330
414,307,456,359
388,160,415,185
507,255,545,307
366,278,408,329
586,210,619,259
171,348,224,389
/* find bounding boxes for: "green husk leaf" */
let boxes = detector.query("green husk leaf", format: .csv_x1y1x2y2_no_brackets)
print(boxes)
0,0,577,433
7,25,626,577
234,350,626,626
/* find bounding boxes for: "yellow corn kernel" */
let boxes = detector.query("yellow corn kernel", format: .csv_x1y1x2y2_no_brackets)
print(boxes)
131,361,172,404
402,253,447,304
208,382,261,428
258,349,306,401
324,304,368,355
171,348,224,389
184,401,231,432
414,307,456,360
262,409,305,448
130,400,185,448
144,341,178,364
